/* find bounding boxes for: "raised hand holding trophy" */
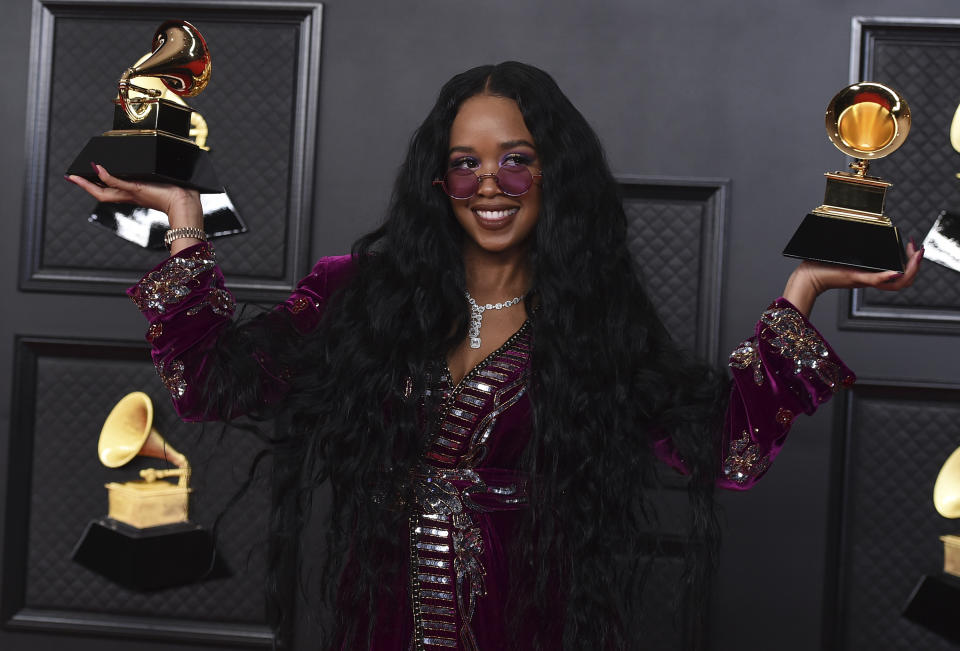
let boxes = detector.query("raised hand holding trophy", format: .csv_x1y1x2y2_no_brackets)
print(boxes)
783,82,911,272
65,20,222,193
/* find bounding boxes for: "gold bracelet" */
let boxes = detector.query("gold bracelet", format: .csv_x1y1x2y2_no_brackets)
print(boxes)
164,227,207,250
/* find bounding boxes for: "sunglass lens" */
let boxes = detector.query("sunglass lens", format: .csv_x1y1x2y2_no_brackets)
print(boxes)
443,168,479,199
496,166,533,196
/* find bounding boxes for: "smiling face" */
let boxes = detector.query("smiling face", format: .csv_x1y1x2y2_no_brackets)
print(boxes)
445,94,542,258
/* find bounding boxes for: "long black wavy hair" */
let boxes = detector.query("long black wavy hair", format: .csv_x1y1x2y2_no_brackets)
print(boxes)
208,61,727,650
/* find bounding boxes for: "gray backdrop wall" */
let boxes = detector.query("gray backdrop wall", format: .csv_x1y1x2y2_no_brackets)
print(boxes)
2,1,960,650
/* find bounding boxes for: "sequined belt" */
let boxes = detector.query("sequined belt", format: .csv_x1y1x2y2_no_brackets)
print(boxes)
412,466,528,516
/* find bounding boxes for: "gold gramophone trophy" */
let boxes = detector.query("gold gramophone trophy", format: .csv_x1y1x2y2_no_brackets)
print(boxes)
65,20,222,192
901,445,960,642
783,82,911,272
72,392,224,591
83,51,247,249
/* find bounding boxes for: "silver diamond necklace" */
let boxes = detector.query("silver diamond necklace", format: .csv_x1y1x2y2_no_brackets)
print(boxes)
465,289,524,349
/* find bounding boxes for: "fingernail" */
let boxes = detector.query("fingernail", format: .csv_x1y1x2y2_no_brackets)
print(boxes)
909,237,916,247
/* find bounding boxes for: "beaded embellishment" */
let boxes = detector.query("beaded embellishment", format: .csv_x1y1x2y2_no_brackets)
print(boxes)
131,245,216,314
185,288,235,317
760,306,840,390
729,337,764,386
155,358,187,399
722,429,771,486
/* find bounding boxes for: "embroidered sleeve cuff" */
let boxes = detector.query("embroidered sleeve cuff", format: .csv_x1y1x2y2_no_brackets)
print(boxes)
729,298,855,407
126,242,234,320
719,297,856,490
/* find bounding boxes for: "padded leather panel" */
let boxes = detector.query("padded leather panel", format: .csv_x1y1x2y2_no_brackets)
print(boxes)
15,342,270,624
831,386,960,650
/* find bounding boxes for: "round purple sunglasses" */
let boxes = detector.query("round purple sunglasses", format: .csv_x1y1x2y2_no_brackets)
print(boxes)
433,165,543,200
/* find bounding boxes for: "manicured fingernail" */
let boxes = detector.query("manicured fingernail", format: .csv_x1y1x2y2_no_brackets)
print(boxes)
90,162,99,173
909,237,916,247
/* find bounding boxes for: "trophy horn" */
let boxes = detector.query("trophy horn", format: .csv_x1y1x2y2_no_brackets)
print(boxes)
98,391,188,472
117,20,211,123
935,446,960,518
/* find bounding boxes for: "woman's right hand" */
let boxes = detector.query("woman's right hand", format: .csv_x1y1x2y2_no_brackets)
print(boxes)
66,164,204,254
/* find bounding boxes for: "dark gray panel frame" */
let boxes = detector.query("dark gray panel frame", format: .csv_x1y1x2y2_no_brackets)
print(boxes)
1,336,274,647
617,175,729,364
841,17,960,334
822,377,960,650
19,0,323,301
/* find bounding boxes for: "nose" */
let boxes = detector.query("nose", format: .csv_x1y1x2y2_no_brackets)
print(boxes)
476,172,500,197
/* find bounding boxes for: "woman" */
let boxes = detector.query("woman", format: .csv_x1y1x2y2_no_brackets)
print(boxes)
68,62,921,650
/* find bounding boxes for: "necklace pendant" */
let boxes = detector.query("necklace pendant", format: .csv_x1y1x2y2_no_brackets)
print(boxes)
469,337,481,349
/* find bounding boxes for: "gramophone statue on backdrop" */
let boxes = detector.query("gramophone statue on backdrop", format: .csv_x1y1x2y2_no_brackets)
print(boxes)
71,392,226,591
783,82,911,272
66,20,246,249
900,445,960,644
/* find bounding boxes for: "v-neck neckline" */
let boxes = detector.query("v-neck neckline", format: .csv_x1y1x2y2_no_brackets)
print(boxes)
444,319,531,390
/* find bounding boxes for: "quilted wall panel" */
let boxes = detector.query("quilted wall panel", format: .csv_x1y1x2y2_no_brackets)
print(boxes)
3,338,274,644
826,383,960,650
21,2,321,299
619,177,728,637
621,179,727,361
845,20,960,331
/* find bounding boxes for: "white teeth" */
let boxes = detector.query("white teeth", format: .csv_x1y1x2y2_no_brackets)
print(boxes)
475,208,518,220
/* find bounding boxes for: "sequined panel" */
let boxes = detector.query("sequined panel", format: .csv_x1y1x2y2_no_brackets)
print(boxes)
410,513,459,651
466,375,528,464
408,322,532,650
477,368,509,382
448,408,478,424
722,429,771,486
776,407,794,427
155,358,187,399
423,620,456,632
145,322,163,343
729,336,764,386
185,287,236,317
760,306,840,390
289,295,312,314
409,467,530,650
130,245,217,314
462,379,493,394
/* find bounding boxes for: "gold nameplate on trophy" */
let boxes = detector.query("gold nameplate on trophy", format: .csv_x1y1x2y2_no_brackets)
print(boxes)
783,82,911,272
65,20,221,192
98,391,191,528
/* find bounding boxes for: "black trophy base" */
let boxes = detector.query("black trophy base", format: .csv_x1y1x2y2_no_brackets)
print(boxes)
89,192,247,249
783,212,906,272
72,517,228,591
902,573,960,644
66,133,222,193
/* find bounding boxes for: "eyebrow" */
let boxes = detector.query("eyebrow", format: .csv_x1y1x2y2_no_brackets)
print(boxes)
448,139,537,155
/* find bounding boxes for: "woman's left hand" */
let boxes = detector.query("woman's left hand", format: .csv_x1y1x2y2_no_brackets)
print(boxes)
783,239,924,316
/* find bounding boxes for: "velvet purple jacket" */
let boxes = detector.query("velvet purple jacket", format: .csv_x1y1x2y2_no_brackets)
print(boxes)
129,243,854,650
